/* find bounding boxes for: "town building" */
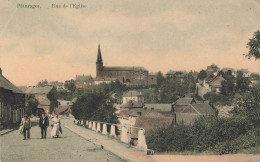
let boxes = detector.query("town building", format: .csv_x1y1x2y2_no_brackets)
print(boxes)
196,72,225,98
95,44,157,87
117,94,174,145
0,68,25,129
75,75,94,88
173,96,216,124
122,90,144,105
25,86,56,115
55,99,72,115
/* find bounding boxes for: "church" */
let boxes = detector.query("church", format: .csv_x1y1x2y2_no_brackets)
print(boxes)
95,45,157,87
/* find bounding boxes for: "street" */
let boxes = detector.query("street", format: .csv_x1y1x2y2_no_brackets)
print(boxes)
0,118,124,162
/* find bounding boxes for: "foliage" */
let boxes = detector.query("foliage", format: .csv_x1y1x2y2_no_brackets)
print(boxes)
207,64,219,70
147,87,260,154
146,116,254,153
245,30,260,60
25,97,39,115
37,80,48,87
198,70,207,80
71,89,118,124
64,81,76,94
141,88,159,103
232,86,260,128
250,73,260,81
57,89,72,100
47,88,58,114
236,71,251,92
221,70,235,96
203,92,233,106
156,71,165,87
214,130,259,155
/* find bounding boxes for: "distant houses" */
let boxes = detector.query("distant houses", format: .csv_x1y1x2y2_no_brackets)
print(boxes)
117,90,216,146
75,75,94,88
0,68,25,129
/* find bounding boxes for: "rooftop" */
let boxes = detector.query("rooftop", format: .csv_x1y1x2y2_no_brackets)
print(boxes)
144,104,172,112
175,97,196,106
0,71,23,94
103,66,148,72
25,86,53,94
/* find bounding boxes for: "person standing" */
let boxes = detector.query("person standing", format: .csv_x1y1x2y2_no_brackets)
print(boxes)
51,115,62,138
39,113,49,139
20,115,31,140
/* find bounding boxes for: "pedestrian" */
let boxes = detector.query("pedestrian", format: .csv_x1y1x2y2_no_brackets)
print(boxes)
51,114,62,138
39,113,49,139
20,114,31,140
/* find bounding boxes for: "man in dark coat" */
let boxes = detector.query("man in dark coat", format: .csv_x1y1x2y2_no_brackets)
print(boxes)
39,113,49,139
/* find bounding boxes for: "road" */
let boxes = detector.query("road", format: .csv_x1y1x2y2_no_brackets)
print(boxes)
0,119,124,162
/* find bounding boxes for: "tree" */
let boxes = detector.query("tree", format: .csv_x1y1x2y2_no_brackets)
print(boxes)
26,97,39,115
156,71,165,87
72,90,118,123
245,30,260,60
236,71,250,92
37,80,48,87
47,88,58,114
198,70,207,80
221,70,235,96
233,86,260,128
64,81,76,94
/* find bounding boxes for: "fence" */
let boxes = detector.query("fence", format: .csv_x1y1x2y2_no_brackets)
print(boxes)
74,119,147,151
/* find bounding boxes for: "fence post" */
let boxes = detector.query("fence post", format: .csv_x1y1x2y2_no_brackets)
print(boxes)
110,124,116,137
102,123,107,135
89,121,92,129
96,122,101,133
92,122,96,131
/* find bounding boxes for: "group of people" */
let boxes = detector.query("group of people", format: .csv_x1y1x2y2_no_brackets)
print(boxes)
20,114,62,140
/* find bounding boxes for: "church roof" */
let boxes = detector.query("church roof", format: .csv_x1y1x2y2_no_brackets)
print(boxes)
103,66,148,72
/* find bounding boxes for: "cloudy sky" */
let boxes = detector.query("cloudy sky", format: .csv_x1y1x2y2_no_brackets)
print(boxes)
0,0,259,86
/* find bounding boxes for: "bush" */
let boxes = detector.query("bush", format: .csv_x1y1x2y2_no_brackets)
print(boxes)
146,116,253,153
214,130,259,155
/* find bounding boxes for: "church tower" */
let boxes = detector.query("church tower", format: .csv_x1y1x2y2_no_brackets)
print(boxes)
96,44,103,78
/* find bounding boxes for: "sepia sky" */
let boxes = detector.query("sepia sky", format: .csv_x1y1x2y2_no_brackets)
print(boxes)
0,0,260,86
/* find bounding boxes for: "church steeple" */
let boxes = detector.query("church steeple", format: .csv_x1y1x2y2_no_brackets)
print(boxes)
96,44,103,78
96,44,103,64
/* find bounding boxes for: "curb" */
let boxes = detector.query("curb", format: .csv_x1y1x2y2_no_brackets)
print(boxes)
0,121,38,136
65,124,133,162
0,129,16,136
